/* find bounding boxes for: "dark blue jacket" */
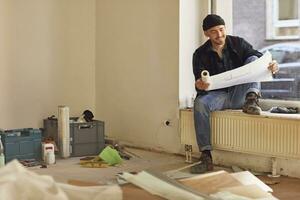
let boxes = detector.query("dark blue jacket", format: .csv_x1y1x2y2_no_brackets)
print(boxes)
193,35,262,95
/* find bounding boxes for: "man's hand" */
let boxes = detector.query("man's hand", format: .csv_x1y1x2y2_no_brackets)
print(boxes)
195,79,210,90
268,60,279,74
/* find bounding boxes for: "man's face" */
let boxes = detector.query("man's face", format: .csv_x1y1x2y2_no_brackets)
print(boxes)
204,25,226,46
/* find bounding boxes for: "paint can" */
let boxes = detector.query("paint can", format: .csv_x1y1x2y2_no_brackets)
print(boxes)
42,143,55,161
46,151,55,165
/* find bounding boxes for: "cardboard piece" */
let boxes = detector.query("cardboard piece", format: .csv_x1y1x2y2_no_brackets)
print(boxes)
68,180,165,200
69,170,278,200
231,171,273,193
179,171,241,194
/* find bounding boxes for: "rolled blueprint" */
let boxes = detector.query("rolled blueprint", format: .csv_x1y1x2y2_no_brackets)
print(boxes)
201,70,210,83
58,106,70,158
201,70,211,88
203,51,273,91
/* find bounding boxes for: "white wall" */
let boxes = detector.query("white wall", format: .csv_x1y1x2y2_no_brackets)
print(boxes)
0,0,96,129
96,0,181,153
179,0,210,108
179,0,233,108
213,0,233,34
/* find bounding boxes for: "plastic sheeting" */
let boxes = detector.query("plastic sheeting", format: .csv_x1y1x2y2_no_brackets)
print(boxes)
0,160,122,200
120,171,207,200
58,106,70,158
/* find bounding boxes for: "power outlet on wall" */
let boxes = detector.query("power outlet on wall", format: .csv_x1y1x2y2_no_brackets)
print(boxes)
163,120,172,126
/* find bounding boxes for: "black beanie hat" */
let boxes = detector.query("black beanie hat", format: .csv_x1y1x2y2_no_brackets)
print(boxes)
202,14,225,31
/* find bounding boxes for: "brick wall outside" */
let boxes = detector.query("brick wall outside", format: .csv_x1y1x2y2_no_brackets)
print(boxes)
232,0,299,50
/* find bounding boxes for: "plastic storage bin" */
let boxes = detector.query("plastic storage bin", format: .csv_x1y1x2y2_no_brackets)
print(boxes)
0,128,42,163
43,119,105,157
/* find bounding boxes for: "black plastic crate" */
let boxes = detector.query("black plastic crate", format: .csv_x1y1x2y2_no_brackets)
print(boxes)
43,119,105,157
0,128,42,163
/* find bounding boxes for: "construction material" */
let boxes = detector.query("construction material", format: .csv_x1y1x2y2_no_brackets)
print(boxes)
0,135,5,167
0,160,122,200
44,118,105,157
166,161,202,174
120,170,214,200
79,156,108,168
42,143,55,161
99,146,122,166
0,129,42,163
180,171,241,195
122,169,278,199
19,159,41,167
46,152,55,165
231,171,273,193
164,161,202,179
41,138,55,165
58,106,70,158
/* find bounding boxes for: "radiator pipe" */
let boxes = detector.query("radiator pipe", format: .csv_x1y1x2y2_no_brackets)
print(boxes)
268,157,280,178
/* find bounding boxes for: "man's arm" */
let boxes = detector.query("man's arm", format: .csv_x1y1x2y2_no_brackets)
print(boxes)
239,37,263,61
193,51,210,91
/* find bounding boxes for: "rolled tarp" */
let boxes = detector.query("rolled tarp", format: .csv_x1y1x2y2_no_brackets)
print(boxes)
58,106,70,158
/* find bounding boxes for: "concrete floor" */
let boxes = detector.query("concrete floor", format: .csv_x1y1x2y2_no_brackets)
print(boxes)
30,148,188,184
29,148,300,199
258,175,300,200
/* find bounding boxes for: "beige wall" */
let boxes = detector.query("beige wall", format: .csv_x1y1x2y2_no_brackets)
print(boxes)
96,0,181,153
0,0,206,154
0,0,96,129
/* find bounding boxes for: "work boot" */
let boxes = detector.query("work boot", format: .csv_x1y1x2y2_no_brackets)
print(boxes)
242,90,262,115
190,153,213,174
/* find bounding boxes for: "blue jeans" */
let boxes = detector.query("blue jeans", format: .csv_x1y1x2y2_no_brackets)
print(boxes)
193,56,260,151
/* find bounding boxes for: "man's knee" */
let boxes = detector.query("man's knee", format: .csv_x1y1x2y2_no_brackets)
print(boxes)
194,97,208,113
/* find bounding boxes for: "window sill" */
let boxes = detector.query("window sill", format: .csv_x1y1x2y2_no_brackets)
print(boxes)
260,99,300,111
265,36,300,41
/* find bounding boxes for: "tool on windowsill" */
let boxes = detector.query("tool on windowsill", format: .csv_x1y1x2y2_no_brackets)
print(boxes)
269,106,298,114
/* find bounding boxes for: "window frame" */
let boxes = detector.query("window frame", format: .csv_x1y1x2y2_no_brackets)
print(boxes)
266,0,300,40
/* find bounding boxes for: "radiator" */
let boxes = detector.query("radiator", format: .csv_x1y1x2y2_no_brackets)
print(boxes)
180,109,300,160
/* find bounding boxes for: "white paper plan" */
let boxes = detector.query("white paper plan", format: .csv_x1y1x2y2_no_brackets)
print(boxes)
203,51,273,91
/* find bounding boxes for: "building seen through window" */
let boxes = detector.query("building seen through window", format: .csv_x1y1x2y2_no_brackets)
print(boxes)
233,0,300,100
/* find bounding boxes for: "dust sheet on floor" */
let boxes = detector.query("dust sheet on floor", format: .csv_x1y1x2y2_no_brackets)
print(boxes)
0,158,279,200
0,160,122,200
119,169,278,200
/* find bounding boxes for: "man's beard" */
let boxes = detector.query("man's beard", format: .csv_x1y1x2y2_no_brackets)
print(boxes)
214,36,225,45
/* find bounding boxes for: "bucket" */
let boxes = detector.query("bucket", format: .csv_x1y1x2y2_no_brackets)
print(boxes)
46,152,55,165
42,143,55,161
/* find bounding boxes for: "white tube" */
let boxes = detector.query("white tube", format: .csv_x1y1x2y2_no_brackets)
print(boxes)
201,70,211,91
58,106,70,158
201,70,210,83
